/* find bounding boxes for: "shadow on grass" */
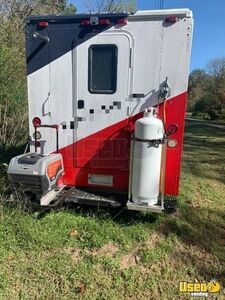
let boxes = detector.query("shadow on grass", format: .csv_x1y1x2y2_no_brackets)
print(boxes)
159,204,225,284
183,119,225,184
35,202,160,226
155,119,225,284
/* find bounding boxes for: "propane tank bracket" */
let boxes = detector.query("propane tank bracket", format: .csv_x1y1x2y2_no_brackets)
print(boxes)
131,136,165,147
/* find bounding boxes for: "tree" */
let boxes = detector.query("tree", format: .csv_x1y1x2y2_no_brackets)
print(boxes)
0,0,76,20
0,0,76,152
207,57,225,112
207,57,225,79
188,57,225,119
84,0,136,13
188,69,211,112
193,92,218,120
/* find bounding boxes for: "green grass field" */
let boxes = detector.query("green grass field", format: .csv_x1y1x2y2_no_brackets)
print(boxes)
0,119,225,300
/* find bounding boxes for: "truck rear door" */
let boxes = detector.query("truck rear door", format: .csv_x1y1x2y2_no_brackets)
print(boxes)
73,32,132,169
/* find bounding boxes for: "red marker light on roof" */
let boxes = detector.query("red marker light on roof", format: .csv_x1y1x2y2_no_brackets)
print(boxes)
32,117,41,128
117,18,128,25
81,20,90,26
38,21,49,28
165,16,179,23
99,19,111,25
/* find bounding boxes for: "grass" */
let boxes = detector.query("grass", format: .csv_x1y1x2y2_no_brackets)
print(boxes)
0,119,225,299
186,111,225,125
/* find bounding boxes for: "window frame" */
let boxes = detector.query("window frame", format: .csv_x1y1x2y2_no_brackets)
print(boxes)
88,44,118,95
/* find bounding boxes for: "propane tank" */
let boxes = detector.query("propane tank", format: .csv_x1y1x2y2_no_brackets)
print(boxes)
131,108,164,206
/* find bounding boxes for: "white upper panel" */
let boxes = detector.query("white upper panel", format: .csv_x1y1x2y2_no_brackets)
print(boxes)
28,9,194,154
132,9,193,18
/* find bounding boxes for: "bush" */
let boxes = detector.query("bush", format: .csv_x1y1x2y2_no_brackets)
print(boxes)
0,37,28,153
0,101,28,152
0,163,10,196
193,94,219,120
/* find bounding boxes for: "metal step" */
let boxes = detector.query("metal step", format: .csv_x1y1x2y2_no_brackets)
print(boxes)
126,197,177,214
40,186,74,207
126,201,164,213
49,186,76,208
40,187,65,206
41,187,175,214
65,188,127,207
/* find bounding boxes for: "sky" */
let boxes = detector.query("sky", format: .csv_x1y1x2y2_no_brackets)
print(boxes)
72,0,225,72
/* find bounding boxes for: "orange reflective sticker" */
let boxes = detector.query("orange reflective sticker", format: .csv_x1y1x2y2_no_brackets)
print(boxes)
47,160,62,180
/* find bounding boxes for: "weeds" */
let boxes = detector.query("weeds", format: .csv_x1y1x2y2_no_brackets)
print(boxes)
0,101,28,152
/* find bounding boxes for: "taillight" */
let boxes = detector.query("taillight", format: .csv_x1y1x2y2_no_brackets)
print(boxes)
165,16,179,23
81,20,90,26
99,19,111,25
81,18,111,26
32,117,41,127
33,131,41,140
168,139,177,148
38,21,49,28
117,18,128,25
167,124,178,136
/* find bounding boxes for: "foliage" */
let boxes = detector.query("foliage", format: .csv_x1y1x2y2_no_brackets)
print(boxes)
84,0,137,13
0,0,76,19
0,0,76,155
0,163,9,196
188,69,210,111
0,100,28,152
207,57,225,111
188,57,225,120
0,0,77,199
0,21,28,152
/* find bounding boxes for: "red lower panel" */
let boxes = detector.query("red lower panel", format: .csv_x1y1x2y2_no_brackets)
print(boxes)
59,92,187,195
62,167,129,192
159,93,187,195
